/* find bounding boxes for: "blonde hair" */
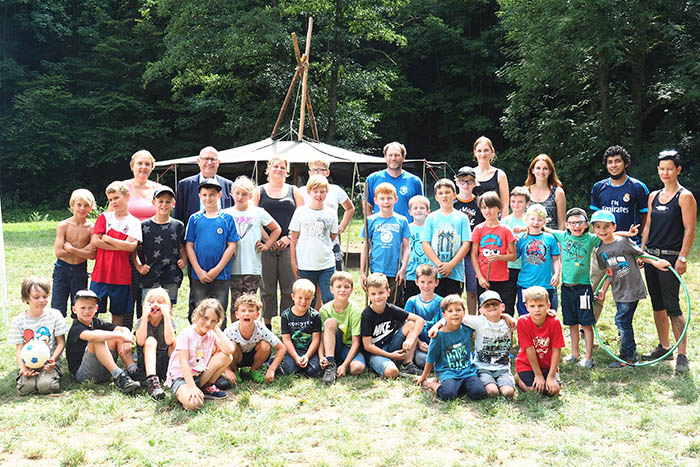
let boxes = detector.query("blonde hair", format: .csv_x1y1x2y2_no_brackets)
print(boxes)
21,276,51,302
523,286,549,304
308,159,330,170
143,288,173,317
383,141,406,157
408,195,430,210
266,157,290,177
440,294,466,312
306,174,329,192
130,150,155,169
192,298,225,322
416,264,438,281
473,136,496,162
374,182,397,198
526,203,549,221
232,175,255,195
292,278,316,296
234,293,263,312
69,189,96,208
330,271,353,287
365,273,389,290
105,181,129,197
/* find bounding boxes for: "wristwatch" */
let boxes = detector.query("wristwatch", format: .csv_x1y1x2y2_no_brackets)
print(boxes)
678,256,687,263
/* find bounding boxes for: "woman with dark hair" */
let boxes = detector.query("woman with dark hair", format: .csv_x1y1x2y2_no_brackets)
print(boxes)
525,153,566,230
471,136,510,214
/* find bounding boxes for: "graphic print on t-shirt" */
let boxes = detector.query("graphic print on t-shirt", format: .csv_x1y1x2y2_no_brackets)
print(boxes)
372,321,396,345
375,223,400,247
524,238,547,265
562,237,587,267
480,234,504,259
532,335,551,359
445,341,471,370
601,252,630,278
233,214,255,239
433,223,458,262
477,334,511,366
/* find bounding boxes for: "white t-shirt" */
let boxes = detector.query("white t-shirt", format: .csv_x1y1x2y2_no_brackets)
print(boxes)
462,315,512,372
288,205,338,271
222,205,274,275
9,308,68,354
223,320,281,353
299,184,348,246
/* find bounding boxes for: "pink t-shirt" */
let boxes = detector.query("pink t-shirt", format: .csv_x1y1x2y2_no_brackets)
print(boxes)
470,223,515,282
127,181,158,221
515,314,565,373
165,325,218,385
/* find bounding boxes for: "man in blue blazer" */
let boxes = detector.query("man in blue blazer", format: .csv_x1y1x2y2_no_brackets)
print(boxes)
173,146,234,226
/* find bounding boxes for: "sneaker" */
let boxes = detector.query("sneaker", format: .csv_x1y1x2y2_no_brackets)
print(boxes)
114,372,141,393
249,369,265,384
145,375,165,400
215,375,232,390
608,355,637,369
578,358,595,369
563,354,579,364
322,361,337,385
201,384,228,400
128,367,146,382
400,362,422,376
641,344,673,361
676,354,690,373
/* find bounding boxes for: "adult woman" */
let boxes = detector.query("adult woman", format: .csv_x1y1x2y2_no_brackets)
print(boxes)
640,150,696,373
252,157,305,328
524,154,566,230
471,136,510,213
125,150,160,221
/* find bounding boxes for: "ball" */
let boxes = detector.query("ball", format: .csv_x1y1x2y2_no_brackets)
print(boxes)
20,339,51,369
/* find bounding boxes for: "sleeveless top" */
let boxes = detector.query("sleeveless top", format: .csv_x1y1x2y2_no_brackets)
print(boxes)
259,184,297,236
472,169,500,198
647,188,687,251
530,188,558,230
127,180,158,221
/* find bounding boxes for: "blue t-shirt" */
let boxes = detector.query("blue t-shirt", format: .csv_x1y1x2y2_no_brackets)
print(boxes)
420,210,471,282
366,170,424,222
426,324,477,381
590,176,649,244
404,294,443,342
361,213,411,277
185,211,240,281
406,224,429,281
516,232,560,289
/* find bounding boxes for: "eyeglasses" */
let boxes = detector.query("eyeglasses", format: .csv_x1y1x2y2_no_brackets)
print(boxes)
309,168,328,174
455,179,476,185
200,157,218,164
567,221,587,226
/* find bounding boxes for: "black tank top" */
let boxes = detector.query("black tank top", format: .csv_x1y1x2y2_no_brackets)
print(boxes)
259,184,297,236
473,169,500,198
647,188,686,251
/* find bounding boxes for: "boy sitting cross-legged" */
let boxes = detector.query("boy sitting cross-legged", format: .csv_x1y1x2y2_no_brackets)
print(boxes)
415,294,487,401
222,293,286,385
66,289,140,393
319,271,366,384
361,273,424,378
404,264,443,369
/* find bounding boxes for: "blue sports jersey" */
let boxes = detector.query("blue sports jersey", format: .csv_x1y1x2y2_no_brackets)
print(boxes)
516,232,560,289
426,324,477,381
590,176,649,244
361,213,411,277
185,211,240,281
404,294,443,342
406,224,429,281
366,170,424,222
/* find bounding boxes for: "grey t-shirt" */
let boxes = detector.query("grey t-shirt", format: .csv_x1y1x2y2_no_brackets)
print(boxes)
596,237,646,302
134,317,176,353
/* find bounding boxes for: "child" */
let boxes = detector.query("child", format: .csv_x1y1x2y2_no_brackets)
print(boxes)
414,295,486,401
361,273,424,378
470,191,517,303
66,289,140,393
166,298,235,410
360,182,411,305
404,195,431,300
501,186,530,316
185,178,239,324
289,175,339,305
319,271,366,384
9,277,68,395
429,291,516,398
276,279,323,377
591,210,670,368
515,204,561,315
222,176,281,321
89,181,142,327
454,166,484,314
223,293,286,384
52,189,96,317
421,179,471,297
404,264,443,369
134,287,176,399
514,286,564,396
135,186,187,306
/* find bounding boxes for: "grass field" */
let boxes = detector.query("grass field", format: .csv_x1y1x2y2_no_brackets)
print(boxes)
1,218,700,466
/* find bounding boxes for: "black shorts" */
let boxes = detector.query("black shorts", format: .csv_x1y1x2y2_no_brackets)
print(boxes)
644,253,682,317
239,349,256,368
517,369,560,390
137,349,170,380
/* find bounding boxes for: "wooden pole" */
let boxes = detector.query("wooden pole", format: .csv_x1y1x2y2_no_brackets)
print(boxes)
298,17,313,141
271,54,306,139
363,181,370,306
292,33,319,140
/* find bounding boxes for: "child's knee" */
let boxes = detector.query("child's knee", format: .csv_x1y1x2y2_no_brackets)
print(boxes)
255,340,271,357
383,364,399,379
349,361,365,375
484,383,500,396
500,385,515,398
144,336,158,349
324,318,338,332
401,320,414,335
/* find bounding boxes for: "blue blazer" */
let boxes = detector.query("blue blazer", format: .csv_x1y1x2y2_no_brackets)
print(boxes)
173,174,234,226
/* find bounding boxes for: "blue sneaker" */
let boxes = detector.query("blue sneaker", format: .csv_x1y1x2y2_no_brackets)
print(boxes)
201,384,228,400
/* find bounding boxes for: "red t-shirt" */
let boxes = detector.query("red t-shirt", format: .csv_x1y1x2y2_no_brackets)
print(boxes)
91,212,142,285
470,223,515,282
515,314,565,373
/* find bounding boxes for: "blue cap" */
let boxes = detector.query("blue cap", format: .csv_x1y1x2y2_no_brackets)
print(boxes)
590,210,616,224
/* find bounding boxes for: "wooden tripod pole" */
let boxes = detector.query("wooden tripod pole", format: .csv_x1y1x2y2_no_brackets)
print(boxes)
298,17,313,141
291,33,319,140
270,53,306,139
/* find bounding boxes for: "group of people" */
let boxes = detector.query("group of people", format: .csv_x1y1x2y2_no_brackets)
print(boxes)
9,137,696,409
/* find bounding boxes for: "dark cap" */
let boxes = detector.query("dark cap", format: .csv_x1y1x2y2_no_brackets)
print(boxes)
153,185,175,199
199,178,222,192
455,166,477,179
478,290,503,308
74,289,101,304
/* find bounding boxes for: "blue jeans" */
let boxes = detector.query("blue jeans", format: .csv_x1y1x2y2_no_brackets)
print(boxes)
51,259,88,317
368,328,406,376
276,347,321,377
615,301,638,358
299,267,335,305
436,375,486,401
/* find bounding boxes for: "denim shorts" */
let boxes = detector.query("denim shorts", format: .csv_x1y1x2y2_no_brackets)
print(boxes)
170,374,202,397
561,284,594,326
368,329,406,376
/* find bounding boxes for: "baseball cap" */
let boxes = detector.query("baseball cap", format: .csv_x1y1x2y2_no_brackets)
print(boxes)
455,166,477,179
74,289,101,304
199,178,222,192
478,290,503,308
153,185,175,199
590,210,616,225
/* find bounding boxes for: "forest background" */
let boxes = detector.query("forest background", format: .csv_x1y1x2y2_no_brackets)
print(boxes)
2,0,700,211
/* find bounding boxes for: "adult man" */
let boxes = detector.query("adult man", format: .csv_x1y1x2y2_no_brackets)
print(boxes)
365,142,424,222
589,145,649,320
173,146,234,226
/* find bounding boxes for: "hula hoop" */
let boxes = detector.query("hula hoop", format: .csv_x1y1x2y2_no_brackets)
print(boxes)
592,254,691,367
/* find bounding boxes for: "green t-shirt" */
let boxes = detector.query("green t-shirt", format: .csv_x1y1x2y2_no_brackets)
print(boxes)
502,215,527,269
319,300,362,347
552,231,600,285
